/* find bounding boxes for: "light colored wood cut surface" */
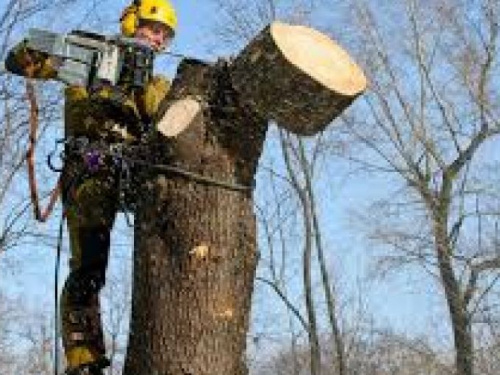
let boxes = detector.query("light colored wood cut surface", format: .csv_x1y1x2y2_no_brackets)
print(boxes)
157,98,201,138
271,21,367,95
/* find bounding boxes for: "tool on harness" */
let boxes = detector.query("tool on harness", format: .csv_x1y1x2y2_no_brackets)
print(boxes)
83,150,103,173
60,135,254,191
47,138,67,173
48,137,106,174
53,136,136,226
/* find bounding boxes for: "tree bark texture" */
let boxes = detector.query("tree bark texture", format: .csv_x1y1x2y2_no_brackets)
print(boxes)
123,21,367,374
123,59,268,375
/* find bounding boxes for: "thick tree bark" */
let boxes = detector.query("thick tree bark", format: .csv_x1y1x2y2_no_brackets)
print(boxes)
123,59,268,375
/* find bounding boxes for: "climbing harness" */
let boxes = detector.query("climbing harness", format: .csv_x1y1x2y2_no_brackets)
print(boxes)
57,135,254,194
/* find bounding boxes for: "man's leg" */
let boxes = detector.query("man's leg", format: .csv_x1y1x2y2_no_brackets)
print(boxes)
61,174,118,374
61,225,112,371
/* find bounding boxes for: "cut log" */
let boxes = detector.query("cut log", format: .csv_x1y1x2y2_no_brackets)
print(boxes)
231,21,367,135
157,97,202,138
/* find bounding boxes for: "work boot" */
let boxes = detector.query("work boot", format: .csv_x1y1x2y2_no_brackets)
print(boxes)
64,357,110,375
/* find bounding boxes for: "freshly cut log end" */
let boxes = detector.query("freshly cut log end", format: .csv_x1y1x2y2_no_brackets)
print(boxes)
157,97,202,138
231,21,367,135
272,22,367,97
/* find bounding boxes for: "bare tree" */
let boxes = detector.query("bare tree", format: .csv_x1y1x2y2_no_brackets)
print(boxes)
0,292,56,375
208,2,354,374
338,1,500,375
208,2,353,374
0,0,79,256
253,325,453,375
0,292,19,374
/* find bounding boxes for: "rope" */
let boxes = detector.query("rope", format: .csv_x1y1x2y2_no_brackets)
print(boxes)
25,79,62,222
53,210,65,375
159,50,192,60
125,156,253,193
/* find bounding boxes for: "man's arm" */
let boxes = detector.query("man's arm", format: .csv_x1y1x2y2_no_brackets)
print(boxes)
139,74,171,120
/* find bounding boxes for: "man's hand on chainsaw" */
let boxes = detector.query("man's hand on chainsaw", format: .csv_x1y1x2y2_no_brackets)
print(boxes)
5,41,59,79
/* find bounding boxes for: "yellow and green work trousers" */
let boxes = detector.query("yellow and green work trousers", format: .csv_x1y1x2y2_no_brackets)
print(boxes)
60,156,120,370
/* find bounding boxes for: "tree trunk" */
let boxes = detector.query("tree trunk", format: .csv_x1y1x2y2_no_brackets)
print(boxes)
123,59,268,375
433,216,473,375
300,140,345,375
123,22,366,374
279,132,322,375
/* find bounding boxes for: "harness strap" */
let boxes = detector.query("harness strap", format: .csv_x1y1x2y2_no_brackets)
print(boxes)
126,156,253,193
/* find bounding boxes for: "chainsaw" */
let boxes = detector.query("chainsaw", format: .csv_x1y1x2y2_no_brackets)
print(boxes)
25,28,155,91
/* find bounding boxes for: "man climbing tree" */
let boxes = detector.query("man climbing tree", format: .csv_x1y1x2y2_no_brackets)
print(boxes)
3,1,178,374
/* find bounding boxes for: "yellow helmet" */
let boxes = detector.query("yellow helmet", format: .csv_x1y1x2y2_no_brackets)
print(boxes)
120,0,177,37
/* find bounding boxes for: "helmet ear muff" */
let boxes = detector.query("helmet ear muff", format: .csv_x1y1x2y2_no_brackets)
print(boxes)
120,4,139,36
121,0,177,37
